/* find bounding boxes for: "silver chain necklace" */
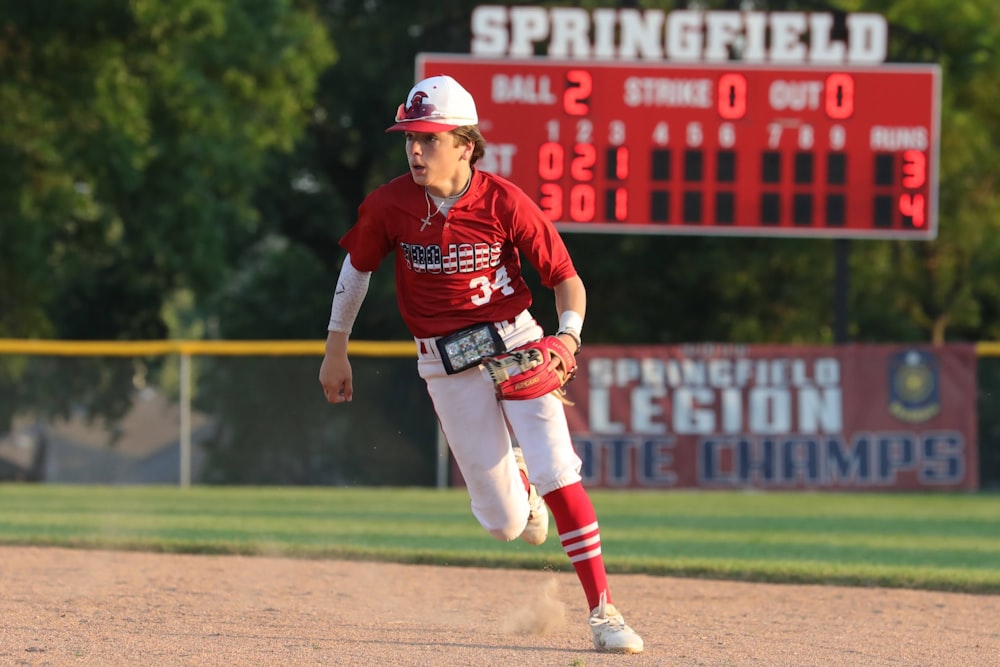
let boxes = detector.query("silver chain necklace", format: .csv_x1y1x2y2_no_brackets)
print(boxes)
420,177,471,231
420,189,449,231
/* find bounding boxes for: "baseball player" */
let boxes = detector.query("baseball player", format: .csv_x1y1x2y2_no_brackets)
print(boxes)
318,75,644,654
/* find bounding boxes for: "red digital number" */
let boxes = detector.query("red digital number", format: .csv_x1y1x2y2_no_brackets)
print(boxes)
717,73,747,120
825,73,854,119
899,193,926,227
539,183,563,220
612,188,628,221
571,144,596,181
902,150,926,189
563,69,592,116
569,184,595,222
537,142,564,180
612,146,629,180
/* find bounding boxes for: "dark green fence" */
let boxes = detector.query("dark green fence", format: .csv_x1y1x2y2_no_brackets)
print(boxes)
977,356,1000,489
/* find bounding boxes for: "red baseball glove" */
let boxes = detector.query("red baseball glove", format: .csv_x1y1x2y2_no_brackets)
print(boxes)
483,336,578,403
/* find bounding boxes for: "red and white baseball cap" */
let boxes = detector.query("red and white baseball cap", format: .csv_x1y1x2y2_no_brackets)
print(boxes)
386,75,478,133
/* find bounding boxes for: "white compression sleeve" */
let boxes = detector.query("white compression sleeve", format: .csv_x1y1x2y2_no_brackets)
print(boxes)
328,255,372,334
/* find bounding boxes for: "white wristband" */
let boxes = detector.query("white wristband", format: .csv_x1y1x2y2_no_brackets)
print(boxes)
557,310,583,353
558,310,583,336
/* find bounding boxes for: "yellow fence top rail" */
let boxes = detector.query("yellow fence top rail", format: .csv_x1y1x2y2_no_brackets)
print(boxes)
977,342,1000,357
0,339,416,357
3,339,998,357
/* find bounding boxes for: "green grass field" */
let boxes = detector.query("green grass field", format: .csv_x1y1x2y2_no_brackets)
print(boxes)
1,484,998,594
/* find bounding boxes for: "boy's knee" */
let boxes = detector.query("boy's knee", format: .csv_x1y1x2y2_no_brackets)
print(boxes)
484,512,528,541
488,525,523,542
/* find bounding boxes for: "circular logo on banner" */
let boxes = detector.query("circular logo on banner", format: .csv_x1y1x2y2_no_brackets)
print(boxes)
888,349,941,423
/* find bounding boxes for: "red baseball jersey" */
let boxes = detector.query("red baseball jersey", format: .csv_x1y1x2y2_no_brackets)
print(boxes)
340,169,577,339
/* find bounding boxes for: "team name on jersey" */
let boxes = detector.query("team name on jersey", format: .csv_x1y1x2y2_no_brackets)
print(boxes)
401,241,503,274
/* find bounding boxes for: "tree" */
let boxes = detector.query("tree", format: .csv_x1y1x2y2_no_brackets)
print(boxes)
847,0,1000,343
0,0,335,341
0,0,335,427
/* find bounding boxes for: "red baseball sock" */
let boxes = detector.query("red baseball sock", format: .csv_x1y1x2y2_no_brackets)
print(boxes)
542,481,612,611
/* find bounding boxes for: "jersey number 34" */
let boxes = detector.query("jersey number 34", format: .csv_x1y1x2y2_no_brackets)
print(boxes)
470,266,515,305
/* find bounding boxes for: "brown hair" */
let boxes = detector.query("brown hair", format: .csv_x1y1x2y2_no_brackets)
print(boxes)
452,126,487,165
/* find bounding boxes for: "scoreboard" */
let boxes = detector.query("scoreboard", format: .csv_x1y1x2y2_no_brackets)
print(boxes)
417,54,941,240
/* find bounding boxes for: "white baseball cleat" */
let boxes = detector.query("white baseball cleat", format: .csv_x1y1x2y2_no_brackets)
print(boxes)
513,446,548,546
589,594,645,654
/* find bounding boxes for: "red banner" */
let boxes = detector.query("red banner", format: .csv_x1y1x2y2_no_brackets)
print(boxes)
562,344,978,490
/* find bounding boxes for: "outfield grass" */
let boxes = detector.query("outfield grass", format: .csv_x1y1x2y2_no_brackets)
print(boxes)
1,484,997,594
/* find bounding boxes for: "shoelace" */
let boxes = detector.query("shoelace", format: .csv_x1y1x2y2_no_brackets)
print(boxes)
591,613,627,629
590,592,627,629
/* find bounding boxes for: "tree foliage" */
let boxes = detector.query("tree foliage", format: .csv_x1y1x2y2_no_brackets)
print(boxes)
0,0,333,429
0,0,335,341
840,0,1000,343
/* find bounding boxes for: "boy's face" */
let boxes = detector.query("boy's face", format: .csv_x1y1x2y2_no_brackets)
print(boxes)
405,131,472,193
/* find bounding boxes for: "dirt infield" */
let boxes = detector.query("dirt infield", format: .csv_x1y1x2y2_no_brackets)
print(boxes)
2,546,997,666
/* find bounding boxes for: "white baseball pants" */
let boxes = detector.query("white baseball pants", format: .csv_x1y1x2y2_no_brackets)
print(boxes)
416,310,583,541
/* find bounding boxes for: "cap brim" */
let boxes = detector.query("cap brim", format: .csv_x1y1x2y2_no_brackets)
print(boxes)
385,119,464,133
